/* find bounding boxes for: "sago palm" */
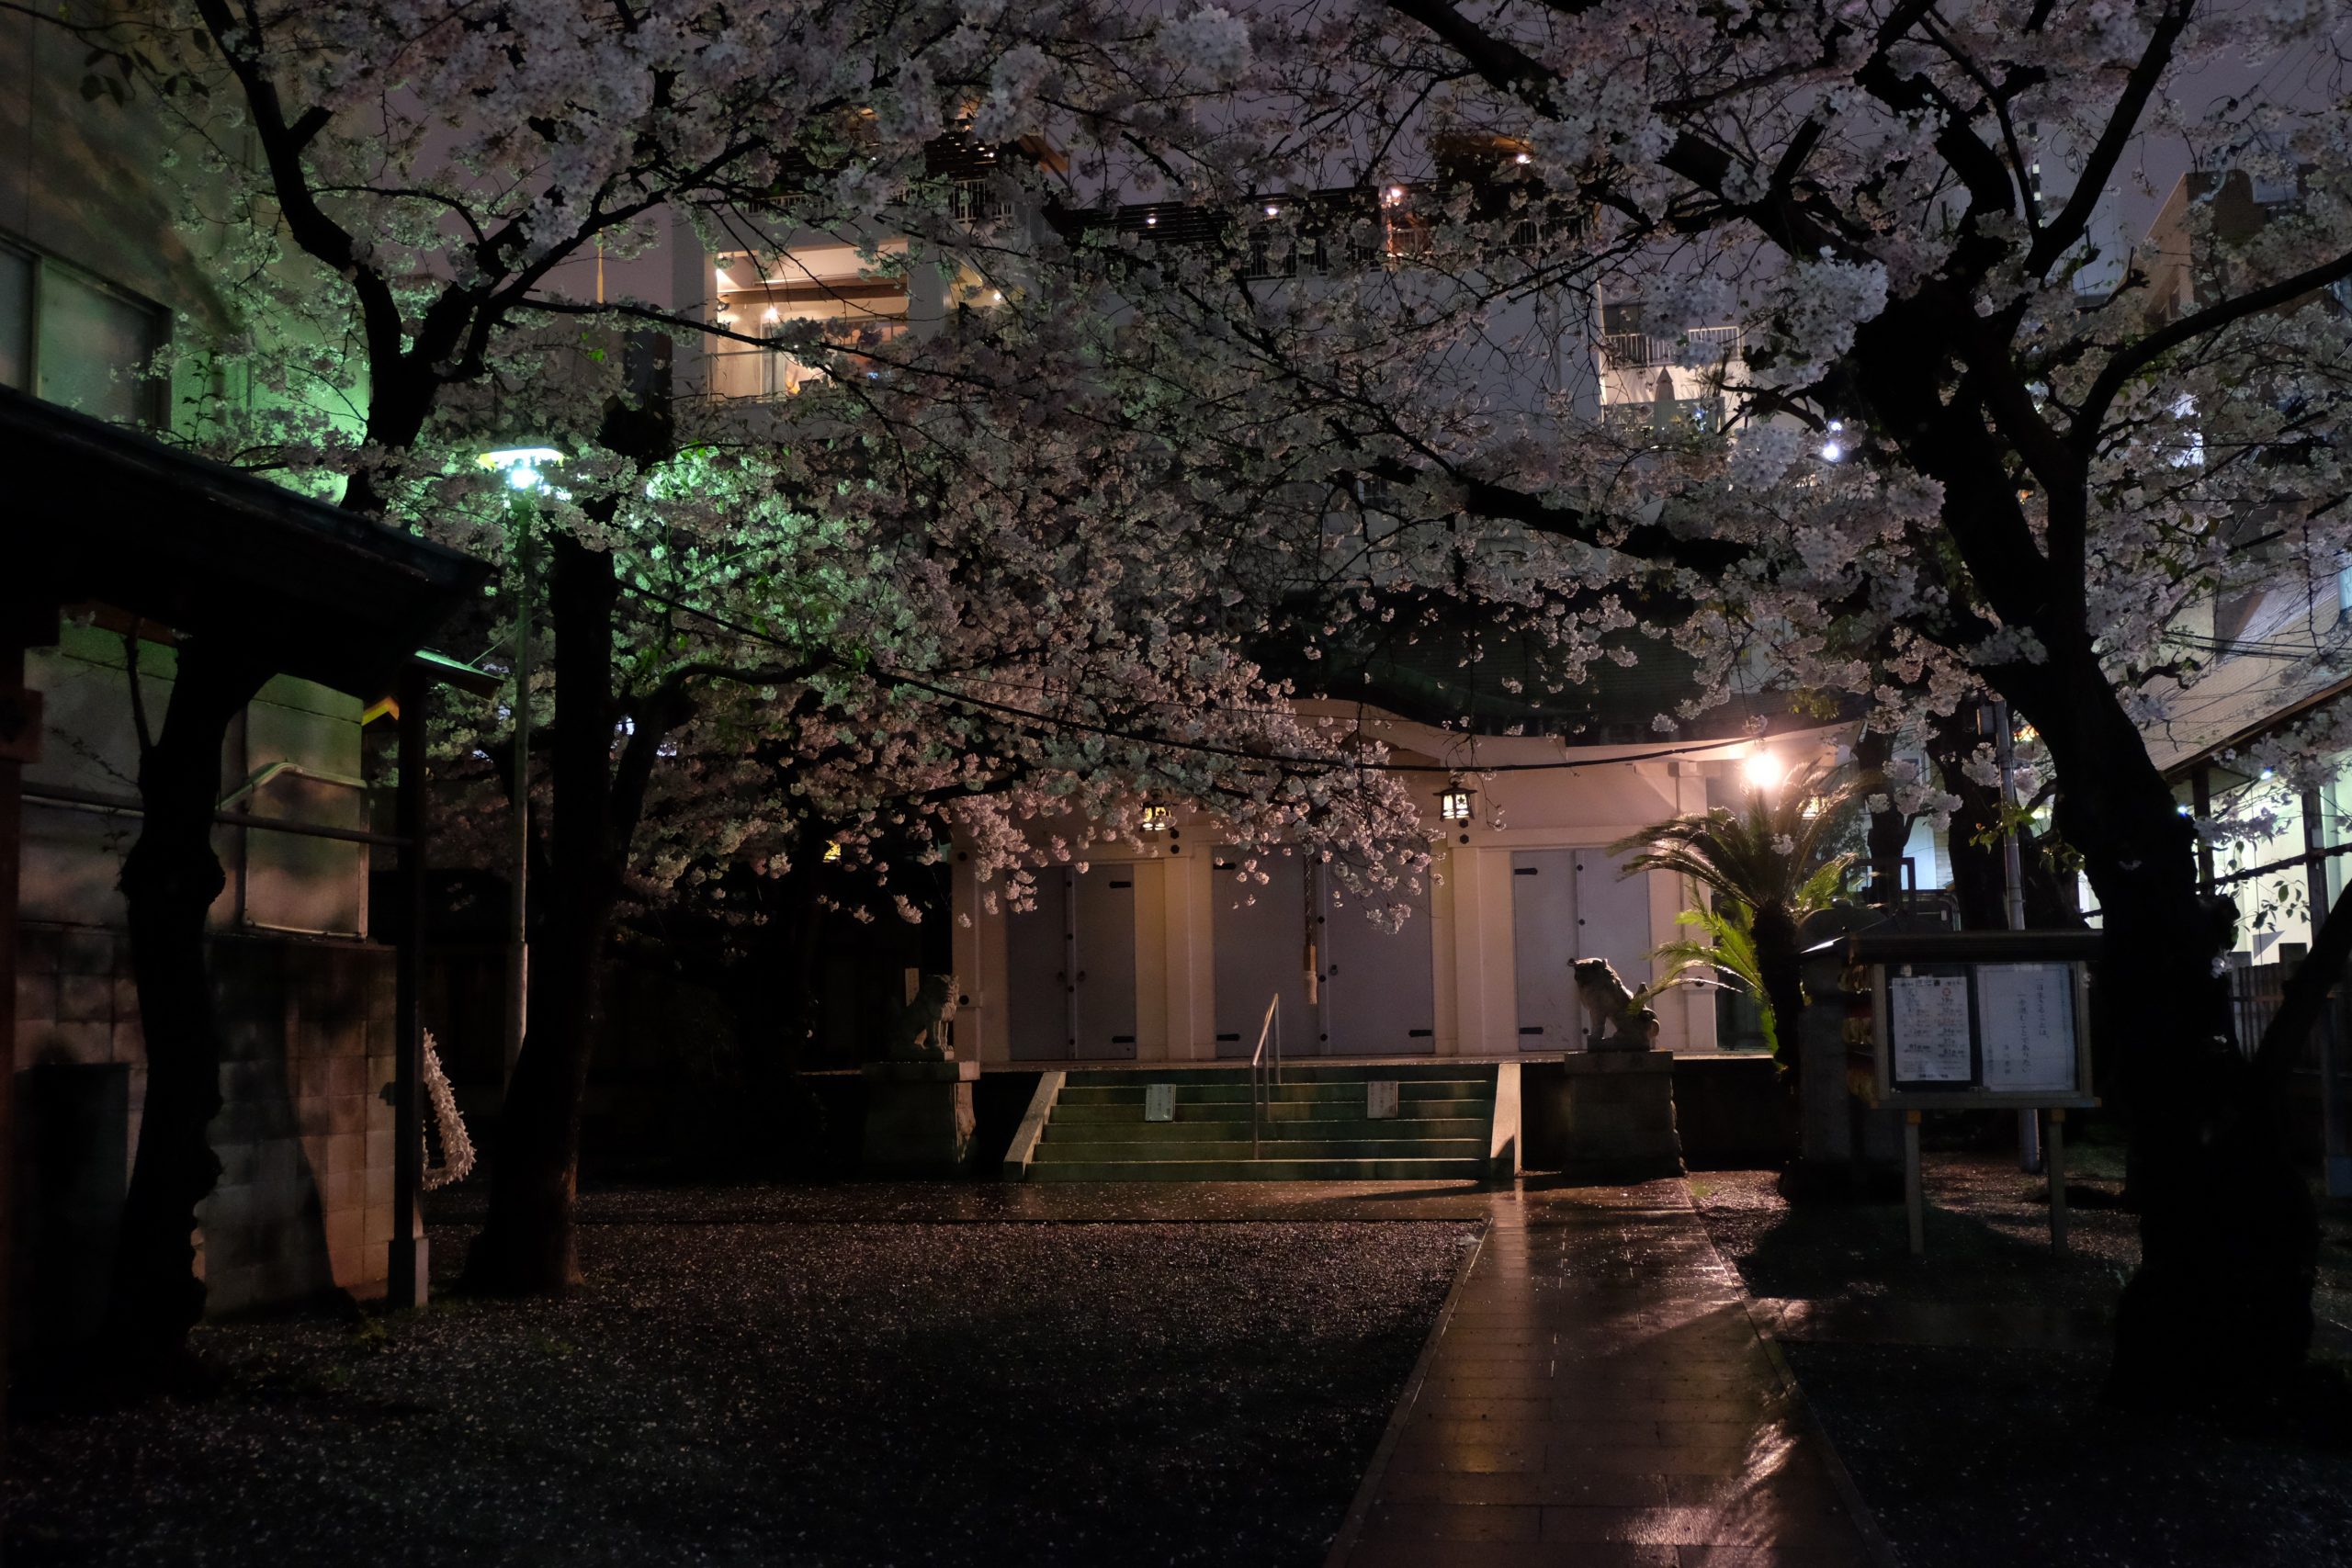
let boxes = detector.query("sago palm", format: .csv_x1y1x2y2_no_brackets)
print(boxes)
1650,898,1778,1053
1611,773,1855,1070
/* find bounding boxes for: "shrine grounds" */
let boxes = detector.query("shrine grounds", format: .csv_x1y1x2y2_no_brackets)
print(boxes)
4,1151,2352,1567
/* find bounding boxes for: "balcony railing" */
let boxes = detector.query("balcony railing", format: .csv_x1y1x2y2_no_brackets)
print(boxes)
708,344,823,400
1600,324,1741,369
950,177,1008,224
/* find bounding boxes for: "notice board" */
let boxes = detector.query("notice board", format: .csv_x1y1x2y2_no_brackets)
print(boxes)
1975,964,2078,1092
1840,931,2098,1110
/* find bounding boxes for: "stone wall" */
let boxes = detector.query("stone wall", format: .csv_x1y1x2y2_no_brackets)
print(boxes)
1522,1052,1684,1179
12,921,395,1345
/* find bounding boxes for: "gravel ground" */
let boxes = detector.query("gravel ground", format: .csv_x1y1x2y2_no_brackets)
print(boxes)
1692,1146,2352,1568
4,1207,1476,1568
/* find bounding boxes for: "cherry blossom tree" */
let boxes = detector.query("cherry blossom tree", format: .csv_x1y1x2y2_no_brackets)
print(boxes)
70,0,1426,1337
954,0,2352,1396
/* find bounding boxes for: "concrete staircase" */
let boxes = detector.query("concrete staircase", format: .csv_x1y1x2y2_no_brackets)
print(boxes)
1014,1064,1510,1181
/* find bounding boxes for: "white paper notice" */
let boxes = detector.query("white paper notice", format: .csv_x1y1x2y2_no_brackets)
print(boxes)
1890,975,1973,1082
1975,964,2077,1092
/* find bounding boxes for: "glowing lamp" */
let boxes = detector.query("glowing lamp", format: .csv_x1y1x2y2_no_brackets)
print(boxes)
1741,749,1783,793
480,446,563,492
1138,804,1171,832
1438,786,1475,822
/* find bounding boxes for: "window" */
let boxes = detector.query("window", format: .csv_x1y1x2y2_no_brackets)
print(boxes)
0,239,167,424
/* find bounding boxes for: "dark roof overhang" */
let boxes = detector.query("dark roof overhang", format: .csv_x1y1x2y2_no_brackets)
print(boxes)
2,384,489,697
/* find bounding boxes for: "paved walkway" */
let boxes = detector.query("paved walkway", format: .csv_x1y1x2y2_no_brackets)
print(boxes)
1326,1182,1884,1568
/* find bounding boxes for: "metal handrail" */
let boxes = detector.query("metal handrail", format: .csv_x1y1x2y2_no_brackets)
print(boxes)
1600,323,1740,369
1250,995,1283,1160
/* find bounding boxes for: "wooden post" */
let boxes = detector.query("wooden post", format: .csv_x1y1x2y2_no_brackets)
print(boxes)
388,661,429,1308
1904,1110,1925,1258
2046,1108,2069,1252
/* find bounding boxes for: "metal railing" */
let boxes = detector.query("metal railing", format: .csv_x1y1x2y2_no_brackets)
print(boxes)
1600,323,1740,369
950,177,1007,224
1249,994,1283,1160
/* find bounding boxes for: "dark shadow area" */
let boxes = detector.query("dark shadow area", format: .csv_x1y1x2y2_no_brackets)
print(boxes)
1694,1161,2133,1313
9,1062,127,1403
1791,1340,2352,1568
1695,1156,2352,1568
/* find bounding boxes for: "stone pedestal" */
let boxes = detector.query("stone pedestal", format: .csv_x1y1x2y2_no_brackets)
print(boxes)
1530,1052,1683,1179
861,1059,980,1178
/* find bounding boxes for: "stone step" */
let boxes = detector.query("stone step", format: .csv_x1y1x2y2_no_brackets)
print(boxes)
1034,1136,1489,1162
1027,1156,1493,1182
1057,1080,1491,1106
1063,1063,1497,1085
1046,1099,1495,1125
1041,1116,1492,1143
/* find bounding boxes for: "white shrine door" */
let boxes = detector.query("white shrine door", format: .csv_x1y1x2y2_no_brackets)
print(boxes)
1318,864,1436,1055
1211,849,1316,1058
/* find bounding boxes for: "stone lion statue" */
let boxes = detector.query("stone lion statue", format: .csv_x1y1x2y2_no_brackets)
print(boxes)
1574,957,1660,1051
882,973,957,1061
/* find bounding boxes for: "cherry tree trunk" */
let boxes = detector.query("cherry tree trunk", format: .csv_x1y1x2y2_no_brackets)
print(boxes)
463,538,628,1295
2017,661,2317,1402
105,640,270,1375
467,874,613,1292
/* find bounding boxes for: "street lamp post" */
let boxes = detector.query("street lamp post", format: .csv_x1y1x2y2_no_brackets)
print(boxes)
481,448,561,1084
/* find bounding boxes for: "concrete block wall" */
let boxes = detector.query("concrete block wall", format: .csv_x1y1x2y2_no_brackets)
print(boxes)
13,922,396,1323
1523,1054,1685,1175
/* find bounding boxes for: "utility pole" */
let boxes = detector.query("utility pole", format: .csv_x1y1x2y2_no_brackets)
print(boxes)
1991,700,2041,1174
2300,785,2350,1197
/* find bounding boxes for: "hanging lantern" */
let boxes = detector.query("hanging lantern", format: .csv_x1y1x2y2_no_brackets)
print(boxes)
1438,784,1475,822
1138,804,1171,832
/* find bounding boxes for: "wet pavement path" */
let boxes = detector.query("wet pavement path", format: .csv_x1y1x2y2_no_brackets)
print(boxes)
1326,1181,1887,1568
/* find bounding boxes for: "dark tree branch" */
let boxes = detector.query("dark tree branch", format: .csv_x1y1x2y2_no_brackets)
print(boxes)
2024,0,2195,276
2075,247,2352,446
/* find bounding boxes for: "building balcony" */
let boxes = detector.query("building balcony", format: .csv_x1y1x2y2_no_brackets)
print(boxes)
1599,324,1740,370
